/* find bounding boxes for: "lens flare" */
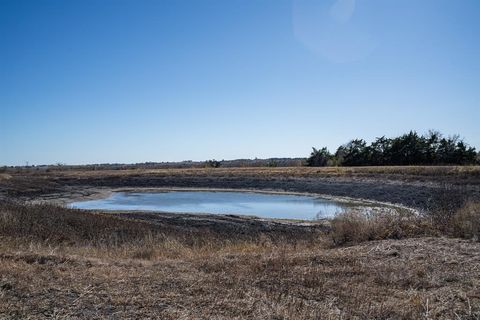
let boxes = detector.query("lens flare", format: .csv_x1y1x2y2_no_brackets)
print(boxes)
293,0,376,63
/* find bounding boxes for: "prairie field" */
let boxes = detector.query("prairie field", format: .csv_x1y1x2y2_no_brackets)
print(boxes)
1,167,480,319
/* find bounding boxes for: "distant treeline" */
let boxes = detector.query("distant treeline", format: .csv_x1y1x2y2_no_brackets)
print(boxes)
2,158,305,172
3,131,478,171
307,131,479,167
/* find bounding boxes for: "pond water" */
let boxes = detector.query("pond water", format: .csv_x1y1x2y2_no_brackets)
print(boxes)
70,191,364,220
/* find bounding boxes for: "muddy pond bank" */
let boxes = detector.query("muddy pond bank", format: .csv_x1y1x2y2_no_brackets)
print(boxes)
2,167,479,213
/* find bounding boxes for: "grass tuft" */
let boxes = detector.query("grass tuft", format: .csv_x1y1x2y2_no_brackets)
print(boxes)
452,201,480,241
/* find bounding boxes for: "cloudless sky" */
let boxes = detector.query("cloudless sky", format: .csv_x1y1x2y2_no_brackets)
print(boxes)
1,0,479,166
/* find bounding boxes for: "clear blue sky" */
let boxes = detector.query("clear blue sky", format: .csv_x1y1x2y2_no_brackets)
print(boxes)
1,0,479,166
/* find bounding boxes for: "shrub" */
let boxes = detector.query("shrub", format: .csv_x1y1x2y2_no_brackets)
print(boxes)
451,201,480,241
205,159,221,168
267,159,278,167
306,147,331,167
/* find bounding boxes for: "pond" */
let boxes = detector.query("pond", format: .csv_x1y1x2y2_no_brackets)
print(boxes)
70,191,369,220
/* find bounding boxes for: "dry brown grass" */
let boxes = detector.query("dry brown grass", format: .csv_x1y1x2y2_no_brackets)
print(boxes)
18,165,480,180
1,236,479,319
329,210,435,246
1,202,480,318
452,201,480,241
329,201,480,246
0,201,322,260
0,202,160,247
4,165,479,189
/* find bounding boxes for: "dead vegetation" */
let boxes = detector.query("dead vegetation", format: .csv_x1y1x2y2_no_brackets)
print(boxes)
0,202,156,247
329,210,435,246
7,165,480,177
0,199,479,319
452,201,480,241
1,167,479,318
330,201,480,246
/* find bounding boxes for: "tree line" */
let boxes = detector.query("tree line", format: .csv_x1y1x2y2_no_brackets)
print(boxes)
307,131,479,167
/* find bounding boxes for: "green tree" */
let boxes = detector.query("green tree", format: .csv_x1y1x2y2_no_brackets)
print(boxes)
370,136,392,165
306,147,331,167
309,130,477,166
336,139,369,166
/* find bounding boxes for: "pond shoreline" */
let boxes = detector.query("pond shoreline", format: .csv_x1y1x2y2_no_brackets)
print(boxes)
33,186,419,219
3,167,477,216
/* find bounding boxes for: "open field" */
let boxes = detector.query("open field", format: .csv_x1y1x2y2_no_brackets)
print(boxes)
1,166,480,319
4,165,480,181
